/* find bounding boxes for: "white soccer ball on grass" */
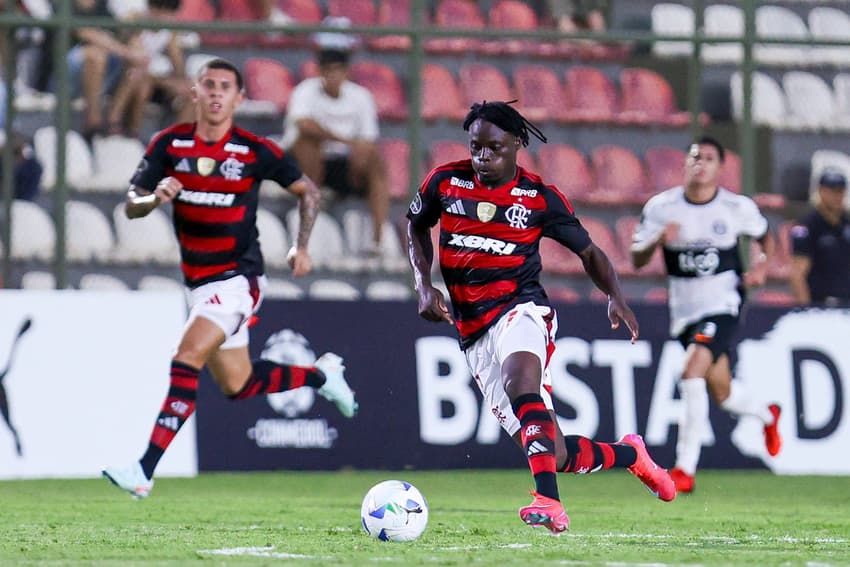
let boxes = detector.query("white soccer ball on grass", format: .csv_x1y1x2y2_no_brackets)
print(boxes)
360,480,429,542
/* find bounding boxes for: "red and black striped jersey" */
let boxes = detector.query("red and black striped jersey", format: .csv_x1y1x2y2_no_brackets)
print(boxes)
130,123,301,288
407,159,591,349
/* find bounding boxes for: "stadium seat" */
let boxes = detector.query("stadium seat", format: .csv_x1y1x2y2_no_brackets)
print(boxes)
21,270,57,289
429,140,468,169
546,284,581,304
808,7,850,67
256,207,290,269
618,68,700,127
750,289,795,307
482,0,555,57
137,275,185,292
66,200,116,263
174,0,214,22
350,61,407,121
380,138,411,199
645,146,686,193
200,1,260,47
328,0,375,25
809,149,850,209
265,277,305,299
308,278,361,300
33,126,94,190
79,273,130,291
421,63,466,121
244,58,294,114
580,216,628,274
458,64,512,109
370,0,415,51
536,144,594,200
718,149,741,194
259,0,324,47
731,71,787,129
285,209,347,270
540,236,584,275
615,216,666,277
112,203,179,264
651,3,695,57
833,74,850,130
643,286,668,303
563,66,618,124
589,145,649,205
782,71,836,131
10,200,55,261
341,208,407,272
703,4,744,64
184,53,217,80
513,65,568,123
365,280,411,300
755,5,810,66
425,0,484,54
88,135,146,192
517,149,538,173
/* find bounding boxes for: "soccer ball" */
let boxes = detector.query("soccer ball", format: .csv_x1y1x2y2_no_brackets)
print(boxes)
360,480,429,542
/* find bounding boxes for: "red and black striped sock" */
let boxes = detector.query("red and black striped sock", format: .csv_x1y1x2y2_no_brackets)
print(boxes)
139,361,199,479
512,393,559,501
228,359,326,401
560,435,637,474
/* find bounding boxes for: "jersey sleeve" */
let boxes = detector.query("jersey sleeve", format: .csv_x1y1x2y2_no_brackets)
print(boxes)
631,197,667,253
129,132,170,191
257,141,303,188
736,195,769,239
541,185,592,254
790,223,812,257
405,168,443,229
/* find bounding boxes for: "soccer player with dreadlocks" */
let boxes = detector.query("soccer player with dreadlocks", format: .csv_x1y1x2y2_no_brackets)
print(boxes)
406,101,676,534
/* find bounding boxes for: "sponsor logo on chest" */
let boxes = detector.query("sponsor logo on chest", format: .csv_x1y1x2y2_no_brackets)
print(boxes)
448,233,516,255
178,190,235,207
450,176,474,189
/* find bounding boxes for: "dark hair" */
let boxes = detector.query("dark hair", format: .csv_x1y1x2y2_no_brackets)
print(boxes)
317,48,351,66
148,0,181,10
197,58,243,91
462,100,547,147
693,135,725,163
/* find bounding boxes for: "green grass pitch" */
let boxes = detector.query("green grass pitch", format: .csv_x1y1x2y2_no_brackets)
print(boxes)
1,470,848,566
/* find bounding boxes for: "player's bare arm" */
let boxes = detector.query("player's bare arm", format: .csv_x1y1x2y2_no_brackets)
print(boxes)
406,221,453,324
124,177,182,219
285,173,320,276
742,230,775,288
580,243,639,343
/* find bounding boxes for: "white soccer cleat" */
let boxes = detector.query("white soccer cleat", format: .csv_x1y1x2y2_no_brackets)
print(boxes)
315,352,358,418
102,462,153,499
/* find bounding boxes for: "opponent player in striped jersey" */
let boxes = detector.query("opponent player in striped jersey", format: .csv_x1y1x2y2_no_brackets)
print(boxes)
103,58,358,499
406,101,675,534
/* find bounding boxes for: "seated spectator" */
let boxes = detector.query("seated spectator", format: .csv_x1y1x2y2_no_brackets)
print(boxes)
67,0,150,141
281,19,389,254
106,0,194,138
0,131,43,202
547,0,608,35
789,168,850,307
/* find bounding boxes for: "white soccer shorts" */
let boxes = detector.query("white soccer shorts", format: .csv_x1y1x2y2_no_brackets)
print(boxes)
186,274,267,349
464,301,558,436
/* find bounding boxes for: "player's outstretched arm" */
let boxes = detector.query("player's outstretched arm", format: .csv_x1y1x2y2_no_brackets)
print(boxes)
407,221,452,324
579,243,639,343
285,174,321,277
125,177,182,219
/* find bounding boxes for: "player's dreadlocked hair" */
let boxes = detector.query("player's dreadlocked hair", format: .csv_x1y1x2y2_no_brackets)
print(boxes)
462,100,547,147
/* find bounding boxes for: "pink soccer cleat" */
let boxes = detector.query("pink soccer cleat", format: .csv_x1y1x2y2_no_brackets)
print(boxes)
670,467,695,494
618,434,676,502
519,492,570,535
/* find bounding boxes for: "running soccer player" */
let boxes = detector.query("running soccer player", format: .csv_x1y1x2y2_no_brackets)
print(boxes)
406,101,676,534
103,58,358,499
631,136,782,494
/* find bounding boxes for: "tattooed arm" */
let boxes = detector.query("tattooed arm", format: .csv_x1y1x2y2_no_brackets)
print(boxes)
284,173,320,276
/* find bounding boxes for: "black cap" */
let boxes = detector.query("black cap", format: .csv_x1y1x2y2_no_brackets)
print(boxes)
819,168,847,189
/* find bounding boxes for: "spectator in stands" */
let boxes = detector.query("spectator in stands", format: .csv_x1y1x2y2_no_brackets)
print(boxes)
631,136,782,495
407,100,673,534
68,0,150,141
789,168,850,307
281,18,389,255
546,0,608,36
105,0,194,138
0,131,43,202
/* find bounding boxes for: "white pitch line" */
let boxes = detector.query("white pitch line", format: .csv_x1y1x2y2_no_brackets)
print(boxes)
196,546,317,559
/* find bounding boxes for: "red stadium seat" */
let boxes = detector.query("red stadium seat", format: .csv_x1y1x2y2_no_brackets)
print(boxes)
517,148,538,172
244,58,294,113
425,0,484,54
459,63,513,108
261,0,324,47
298,59,319,80
482,0,556,56
589,145,649,205
422,64,466,121
618,67,706,127
540,237,584,275
380,138,411,200
328,0,376,25
201,1,261,47
645,146,686,192
370,0,415,51
350,61,408,121
718,149,741,193
615,216,666,277
175,0,215,22
564,66,619,124
513,65,568,123
537,144,594,201
581,216,627,272
429,140,468,169
547,285,582,303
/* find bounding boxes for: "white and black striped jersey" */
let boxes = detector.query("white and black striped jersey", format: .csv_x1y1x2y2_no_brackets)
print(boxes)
632,186,768,336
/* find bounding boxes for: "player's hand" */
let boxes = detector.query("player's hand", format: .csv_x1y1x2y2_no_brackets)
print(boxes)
417,286,453,325
608,295,639,344
154,176,182,205
287,246,312,277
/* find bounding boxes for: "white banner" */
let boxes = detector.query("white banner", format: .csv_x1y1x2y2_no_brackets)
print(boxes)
0,290,196,479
